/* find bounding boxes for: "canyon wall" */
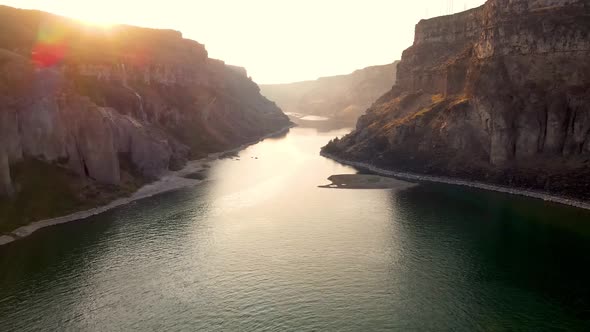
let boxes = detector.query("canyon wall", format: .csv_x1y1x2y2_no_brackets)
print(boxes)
261,62,398,124
0,6,290,227
323,0,590,200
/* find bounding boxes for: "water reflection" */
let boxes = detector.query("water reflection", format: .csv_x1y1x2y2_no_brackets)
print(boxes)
389,186,590,329
0,126,589,331
288,117,354,132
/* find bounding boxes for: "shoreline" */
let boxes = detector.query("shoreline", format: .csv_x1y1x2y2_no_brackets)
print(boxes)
320,151,590,211
0,124,295,247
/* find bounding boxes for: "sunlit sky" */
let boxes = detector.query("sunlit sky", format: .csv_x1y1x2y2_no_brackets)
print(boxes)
2,0,486,84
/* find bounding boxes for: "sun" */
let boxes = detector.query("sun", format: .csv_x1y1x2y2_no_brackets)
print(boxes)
55,3,118,28
82,19,115,28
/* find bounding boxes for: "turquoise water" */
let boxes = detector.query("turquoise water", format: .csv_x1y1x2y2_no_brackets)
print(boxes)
1,127,590,331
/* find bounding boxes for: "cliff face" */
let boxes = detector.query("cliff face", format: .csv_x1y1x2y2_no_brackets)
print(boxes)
261,62,398,123
0,6,290,227
323,0,590,200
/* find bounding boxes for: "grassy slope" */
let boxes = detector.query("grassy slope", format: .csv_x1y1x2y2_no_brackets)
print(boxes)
0,157,145,234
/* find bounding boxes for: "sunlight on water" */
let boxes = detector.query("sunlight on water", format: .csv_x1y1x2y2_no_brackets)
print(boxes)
1,126,590,331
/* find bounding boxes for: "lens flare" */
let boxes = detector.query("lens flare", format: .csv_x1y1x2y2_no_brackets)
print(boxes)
32,22,68,68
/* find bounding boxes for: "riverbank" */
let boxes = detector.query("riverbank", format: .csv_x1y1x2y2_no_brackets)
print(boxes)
321,152,590,211
0,125,295,247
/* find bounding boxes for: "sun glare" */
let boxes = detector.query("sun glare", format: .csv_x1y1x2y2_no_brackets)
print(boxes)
76,13,115,28
82,19,114,29
44,3,118,29
3,0,488,83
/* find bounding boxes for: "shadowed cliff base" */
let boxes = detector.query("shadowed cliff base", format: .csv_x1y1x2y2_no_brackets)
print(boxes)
321,152,590,211
0,155,146,234
323,0,590,203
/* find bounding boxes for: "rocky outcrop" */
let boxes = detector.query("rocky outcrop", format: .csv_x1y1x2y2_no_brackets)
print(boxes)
261,62,398,123
0,5,290,228
0,149,12,197
323,0,590,201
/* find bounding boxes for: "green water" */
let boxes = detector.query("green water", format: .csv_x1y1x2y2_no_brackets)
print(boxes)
1,127,590,331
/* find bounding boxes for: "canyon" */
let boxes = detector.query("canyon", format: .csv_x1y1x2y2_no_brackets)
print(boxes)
0,5,290,231
323,0,590,201
261,62,398,124
3,2,590,330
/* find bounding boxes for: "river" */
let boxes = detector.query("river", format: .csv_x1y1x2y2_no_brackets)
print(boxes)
1,126,590,331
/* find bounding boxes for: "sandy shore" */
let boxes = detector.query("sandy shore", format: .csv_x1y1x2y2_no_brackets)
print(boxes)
0,125,294,247
321,152,590,211
319,174,417,190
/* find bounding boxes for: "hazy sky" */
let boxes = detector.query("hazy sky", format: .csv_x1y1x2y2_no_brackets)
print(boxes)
2,0,486,83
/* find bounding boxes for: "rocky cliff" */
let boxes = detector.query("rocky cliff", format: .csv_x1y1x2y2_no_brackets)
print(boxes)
323,0,590,201
261,62,398,124
0,5,290,229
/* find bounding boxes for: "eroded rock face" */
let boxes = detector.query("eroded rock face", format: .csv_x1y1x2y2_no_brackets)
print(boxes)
324,0,590,200
0,5,290,197
61,101,121,185
18,70,68,162
0,108,22,163
108,113,173,178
